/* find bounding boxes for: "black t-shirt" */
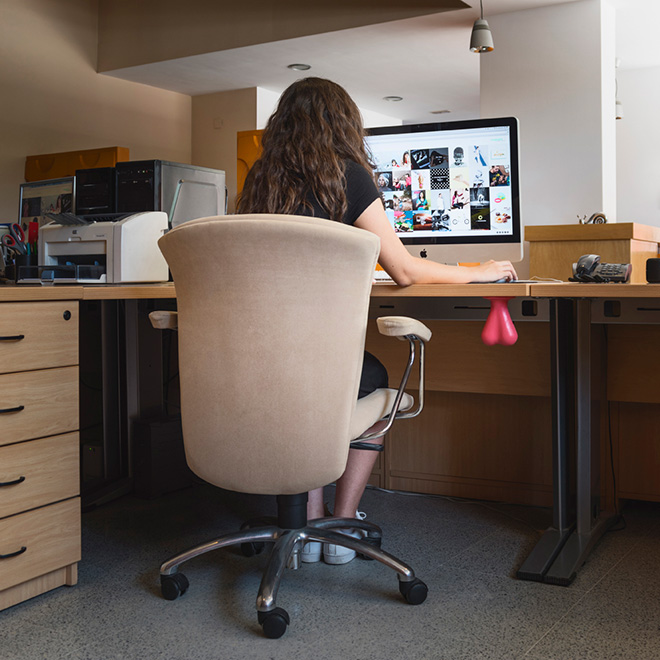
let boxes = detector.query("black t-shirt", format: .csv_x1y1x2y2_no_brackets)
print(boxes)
295,159,387,396
298,160,380,225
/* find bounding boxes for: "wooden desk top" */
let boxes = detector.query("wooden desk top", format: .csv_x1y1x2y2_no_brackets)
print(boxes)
1,282,532,302
0,285,83,302
370,282,532,297
81,283,177,300
530,282,660,298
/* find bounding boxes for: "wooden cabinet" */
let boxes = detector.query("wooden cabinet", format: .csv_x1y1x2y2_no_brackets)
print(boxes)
0,300,80,611
366,318,554,506
526,223,660,284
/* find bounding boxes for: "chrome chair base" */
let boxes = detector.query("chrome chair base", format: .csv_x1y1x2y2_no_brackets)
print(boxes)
159,516,428,638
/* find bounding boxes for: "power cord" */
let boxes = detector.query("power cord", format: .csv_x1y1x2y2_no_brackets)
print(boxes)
602,326,626,532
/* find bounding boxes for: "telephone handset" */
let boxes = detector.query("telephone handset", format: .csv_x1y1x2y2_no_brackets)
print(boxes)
570,254,632,283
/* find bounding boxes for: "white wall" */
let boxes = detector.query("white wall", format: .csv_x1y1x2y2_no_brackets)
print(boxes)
480,0,616,259
255,87,402,129
256,89,283,129
616,66,660,225
360,108,403,129
0,0,192,220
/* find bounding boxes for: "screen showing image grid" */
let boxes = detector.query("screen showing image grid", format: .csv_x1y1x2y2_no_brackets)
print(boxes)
367,125,514,238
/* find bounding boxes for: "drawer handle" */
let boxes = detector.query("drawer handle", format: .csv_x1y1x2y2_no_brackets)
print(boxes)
0,476,25,487
0,405,25,414
0,546,26,560
0,335,25,342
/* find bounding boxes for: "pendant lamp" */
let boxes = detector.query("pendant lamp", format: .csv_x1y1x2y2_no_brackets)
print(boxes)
470,0,494,53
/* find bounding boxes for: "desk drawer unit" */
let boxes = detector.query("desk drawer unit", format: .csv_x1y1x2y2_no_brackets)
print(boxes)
0,433,79,519
0,499,80,609
0,301,78,373
0,367,79,447
0,299,80,611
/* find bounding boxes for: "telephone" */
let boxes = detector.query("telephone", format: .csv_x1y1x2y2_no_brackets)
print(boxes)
570,254,632,283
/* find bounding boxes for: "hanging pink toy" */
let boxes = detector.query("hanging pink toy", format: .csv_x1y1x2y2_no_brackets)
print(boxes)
481,297,518,346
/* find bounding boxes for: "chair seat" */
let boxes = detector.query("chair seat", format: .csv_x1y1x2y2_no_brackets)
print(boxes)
350,388,414,440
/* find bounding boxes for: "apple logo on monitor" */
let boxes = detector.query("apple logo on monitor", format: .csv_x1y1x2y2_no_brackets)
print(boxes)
420,249,428,258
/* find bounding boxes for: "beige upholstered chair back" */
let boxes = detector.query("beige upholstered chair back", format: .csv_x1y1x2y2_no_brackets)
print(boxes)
158,214,380,495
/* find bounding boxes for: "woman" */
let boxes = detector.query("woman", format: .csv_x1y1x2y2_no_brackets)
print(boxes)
415,190,430,211
238,77,516,563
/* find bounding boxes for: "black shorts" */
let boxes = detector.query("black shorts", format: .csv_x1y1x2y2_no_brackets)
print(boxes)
358,351,388,399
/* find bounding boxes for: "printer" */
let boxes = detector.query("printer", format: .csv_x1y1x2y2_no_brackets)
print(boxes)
34,211,169,284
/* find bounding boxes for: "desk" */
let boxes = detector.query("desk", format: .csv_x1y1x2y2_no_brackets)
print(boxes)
1,281,653,608
515,283,660,585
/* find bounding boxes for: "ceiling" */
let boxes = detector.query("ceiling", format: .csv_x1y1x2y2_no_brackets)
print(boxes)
103,0,660,124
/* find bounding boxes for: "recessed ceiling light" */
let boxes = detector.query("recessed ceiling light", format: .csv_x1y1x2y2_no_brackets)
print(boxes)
287,63,311,71
430,109,451,115
383,96,403,102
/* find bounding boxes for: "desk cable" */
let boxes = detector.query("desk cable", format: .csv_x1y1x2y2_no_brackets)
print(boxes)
603,325,627,532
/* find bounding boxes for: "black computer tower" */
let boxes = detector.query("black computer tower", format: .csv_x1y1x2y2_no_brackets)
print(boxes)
75,167,116,216
132,417,194,499
115,160,226,227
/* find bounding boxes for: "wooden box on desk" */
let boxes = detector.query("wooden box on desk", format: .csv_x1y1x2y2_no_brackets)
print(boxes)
525,222,660,283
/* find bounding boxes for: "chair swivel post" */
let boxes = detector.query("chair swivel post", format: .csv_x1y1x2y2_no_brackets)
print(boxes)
276,493,308,529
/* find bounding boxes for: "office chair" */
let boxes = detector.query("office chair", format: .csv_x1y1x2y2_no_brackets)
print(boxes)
149,214,432,638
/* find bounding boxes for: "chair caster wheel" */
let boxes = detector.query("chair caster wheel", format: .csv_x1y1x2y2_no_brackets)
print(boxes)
241,541,265,557
399,577,428,605
258,607,290,639
160,573,189,601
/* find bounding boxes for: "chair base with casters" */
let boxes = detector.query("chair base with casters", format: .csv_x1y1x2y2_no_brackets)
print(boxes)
151,307,432,638
159,492,428,639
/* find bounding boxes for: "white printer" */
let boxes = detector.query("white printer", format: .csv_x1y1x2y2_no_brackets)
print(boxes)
34,211,169,284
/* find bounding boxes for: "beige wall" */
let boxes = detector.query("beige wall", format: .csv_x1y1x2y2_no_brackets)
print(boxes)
192,88,258,213
97,0,467,71
0,0,192,220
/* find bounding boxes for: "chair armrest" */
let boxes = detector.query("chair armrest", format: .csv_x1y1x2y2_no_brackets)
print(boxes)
376,316,432,343
352,316,431,447
149,310,178,330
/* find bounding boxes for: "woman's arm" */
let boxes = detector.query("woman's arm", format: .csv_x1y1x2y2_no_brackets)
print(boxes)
354,199,518,286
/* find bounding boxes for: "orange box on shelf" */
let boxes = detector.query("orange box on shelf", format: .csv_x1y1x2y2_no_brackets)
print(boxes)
25,147,130,182
236,130,263,195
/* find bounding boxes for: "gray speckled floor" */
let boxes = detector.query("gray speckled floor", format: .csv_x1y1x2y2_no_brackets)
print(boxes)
1,484,658,660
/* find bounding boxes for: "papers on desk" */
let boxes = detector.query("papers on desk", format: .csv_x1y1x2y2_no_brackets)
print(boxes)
373,269,394,284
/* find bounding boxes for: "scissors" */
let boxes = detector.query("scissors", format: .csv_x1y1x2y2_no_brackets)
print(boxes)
9,223,26,246
2,233,26,254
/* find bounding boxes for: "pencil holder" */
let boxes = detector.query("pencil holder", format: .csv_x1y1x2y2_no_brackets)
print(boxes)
14,253,38,282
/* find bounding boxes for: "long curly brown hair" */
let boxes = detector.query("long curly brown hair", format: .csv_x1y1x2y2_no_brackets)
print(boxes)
237,77,375,222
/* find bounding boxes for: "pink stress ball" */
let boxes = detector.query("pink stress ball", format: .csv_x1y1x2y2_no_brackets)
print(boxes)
482,297,518,346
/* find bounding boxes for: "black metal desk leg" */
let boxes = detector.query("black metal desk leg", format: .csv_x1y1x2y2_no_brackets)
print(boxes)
543,298,617,585
517,298,576,582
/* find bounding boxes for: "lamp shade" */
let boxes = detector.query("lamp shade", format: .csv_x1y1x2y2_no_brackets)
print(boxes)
470,18,494,53
616,99,623,120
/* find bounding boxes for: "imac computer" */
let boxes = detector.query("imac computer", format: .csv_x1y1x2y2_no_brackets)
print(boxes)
365,117,522,265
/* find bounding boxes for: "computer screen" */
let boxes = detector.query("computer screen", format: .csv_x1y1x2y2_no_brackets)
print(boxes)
19,176,75,230
365,117,522,264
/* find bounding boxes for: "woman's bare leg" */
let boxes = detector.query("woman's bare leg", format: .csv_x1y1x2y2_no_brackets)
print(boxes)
307,487,325,520
333,420,387,519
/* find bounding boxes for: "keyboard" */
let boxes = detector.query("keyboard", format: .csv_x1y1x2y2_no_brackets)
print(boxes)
373,270,394,284
498,279,537,283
